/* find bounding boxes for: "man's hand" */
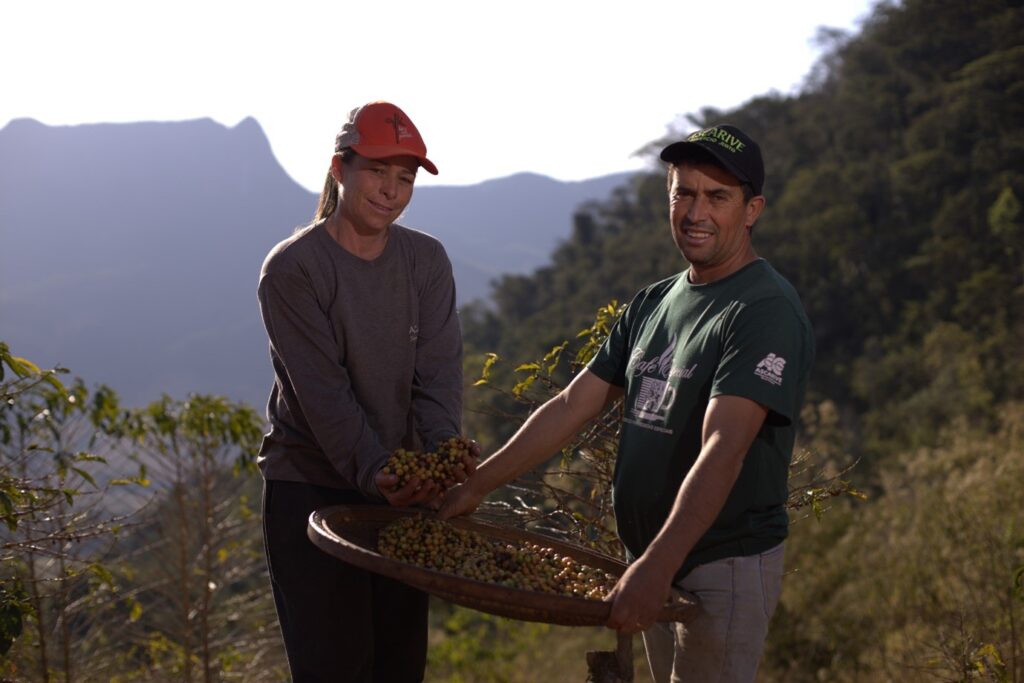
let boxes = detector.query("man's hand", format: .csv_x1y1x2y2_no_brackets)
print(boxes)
375,469,440,508
604,554,676,634
436,478,485,519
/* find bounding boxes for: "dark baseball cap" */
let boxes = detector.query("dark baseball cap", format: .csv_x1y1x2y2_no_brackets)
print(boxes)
660,124,764,196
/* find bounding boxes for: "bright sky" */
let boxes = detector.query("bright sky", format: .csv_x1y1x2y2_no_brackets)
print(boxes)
2,0,872,190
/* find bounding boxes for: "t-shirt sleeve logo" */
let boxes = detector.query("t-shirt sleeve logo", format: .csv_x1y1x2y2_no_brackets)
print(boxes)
754,353,786,386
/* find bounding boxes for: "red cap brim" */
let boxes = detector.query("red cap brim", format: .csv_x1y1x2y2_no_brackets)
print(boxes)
351,143,438,175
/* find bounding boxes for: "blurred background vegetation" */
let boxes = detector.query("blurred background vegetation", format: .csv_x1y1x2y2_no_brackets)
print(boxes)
3,0,1022,680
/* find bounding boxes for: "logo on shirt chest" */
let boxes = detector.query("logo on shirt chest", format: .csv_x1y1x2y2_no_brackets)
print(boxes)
409,325,419,343
625,337,698,430
628,338,676,379
634,376,676,423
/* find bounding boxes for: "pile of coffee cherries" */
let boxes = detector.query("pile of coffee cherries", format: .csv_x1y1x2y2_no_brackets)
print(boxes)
381,436,475,491
377,516,617,600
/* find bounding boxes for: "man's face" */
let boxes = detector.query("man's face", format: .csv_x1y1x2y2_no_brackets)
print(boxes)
336,154,418,236
668,162,765,283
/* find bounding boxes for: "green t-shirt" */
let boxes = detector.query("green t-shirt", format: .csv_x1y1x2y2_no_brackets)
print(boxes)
587,259,814,580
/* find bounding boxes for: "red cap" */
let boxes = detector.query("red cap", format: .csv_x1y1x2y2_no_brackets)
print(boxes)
334,101,438,175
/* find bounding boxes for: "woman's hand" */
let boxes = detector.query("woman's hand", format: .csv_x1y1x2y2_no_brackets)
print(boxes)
377,437,482,509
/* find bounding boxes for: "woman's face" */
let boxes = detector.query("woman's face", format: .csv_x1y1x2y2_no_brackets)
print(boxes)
334,153,418,236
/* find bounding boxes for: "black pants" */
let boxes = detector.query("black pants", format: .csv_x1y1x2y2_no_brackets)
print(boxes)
262,480,429,683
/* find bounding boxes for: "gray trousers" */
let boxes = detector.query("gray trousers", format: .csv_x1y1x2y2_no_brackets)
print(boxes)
642,543,785,683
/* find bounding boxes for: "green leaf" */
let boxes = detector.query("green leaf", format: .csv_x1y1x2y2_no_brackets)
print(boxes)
89,563,115,587
514,362,540,373
512,375,536,397
0,490,17,532
0,581,26,656
0,490,13,516
8,355,41,379
476,353,499,384
542,342,567,375
42,372,68,397
71,466,98,488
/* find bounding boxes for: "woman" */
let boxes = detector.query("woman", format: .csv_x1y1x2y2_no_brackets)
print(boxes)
257,101,467,682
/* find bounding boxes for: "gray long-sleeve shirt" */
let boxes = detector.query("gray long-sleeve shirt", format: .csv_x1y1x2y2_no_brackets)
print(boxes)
256,221,463,497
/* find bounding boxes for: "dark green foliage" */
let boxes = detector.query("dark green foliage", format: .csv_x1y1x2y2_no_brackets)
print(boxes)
0,583,25,656
763,405,1024,682
0,344,140,680
0,344,286,681
454,1,1024,679
464,0,1024,474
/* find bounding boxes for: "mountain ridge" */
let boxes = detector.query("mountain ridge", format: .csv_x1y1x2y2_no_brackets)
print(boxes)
0,117,637,408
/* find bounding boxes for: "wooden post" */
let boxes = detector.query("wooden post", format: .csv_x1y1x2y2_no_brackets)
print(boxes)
616,631,634,682
585,632,634,682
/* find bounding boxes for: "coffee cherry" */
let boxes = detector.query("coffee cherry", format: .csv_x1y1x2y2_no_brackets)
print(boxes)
378,517,617,600
382,436,475,492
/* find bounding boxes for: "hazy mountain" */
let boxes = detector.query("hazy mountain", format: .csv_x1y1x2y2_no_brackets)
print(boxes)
403,171,635,300
0,117,634,408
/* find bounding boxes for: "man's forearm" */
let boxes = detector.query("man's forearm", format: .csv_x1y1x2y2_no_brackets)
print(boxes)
471,370,620,495
639,395,768,579
641,432,748,578
474,396,581,490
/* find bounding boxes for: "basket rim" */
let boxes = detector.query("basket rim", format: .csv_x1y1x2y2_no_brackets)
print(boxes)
307,504,698,627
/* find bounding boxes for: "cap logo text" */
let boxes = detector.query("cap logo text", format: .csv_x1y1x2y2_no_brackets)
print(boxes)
689,127,746,154
386,114,413,144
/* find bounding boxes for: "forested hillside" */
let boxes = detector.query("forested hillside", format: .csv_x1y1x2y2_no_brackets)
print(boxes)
461,0,1023,678
2,0,1022,681
464,0,1024,470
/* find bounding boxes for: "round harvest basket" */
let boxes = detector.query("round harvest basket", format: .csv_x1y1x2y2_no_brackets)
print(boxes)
307,504,699,627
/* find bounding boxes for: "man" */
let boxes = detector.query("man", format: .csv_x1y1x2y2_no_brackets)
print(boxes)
258,101,470,682
440,124,814,682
